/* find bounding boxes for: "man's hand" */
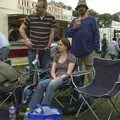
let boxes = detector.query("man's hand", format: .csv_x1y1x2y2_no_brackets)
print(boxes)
24,38,32,48
47,42,51,48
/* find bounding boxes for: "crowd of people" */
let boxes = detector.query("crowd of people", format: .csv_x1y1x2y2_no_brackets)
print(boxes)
1,0,120,111
101,33,120,59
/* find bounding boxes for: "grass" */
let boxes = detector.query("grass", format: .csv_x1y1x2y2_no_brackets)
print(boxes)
62,98,120,120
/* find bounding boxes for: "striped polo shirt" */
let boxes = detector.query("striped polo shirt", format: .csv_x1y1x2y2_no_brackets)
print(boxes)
24,13,56,50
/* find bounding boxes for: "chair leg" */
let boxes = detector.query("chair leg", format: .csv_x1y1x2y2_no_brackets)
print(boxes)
107,110,113,120
54,97,64,108
13,91,17,104
108,98,119,113
70,95,77,105
80,94,101,120
0,92,12,107
75,100,85,117
107,96,120,120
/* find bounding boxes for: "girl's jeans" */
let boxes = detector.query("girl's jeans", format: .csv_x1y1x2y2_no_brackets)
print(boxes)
29,78,64,108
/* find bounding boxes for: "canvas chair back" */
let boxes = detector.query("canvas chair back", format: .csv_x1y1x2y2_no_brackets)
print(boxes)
92,58,120,89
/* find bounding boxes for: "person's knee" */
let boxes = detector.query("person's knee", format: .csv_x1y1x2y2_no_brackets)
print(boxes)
35,82,44,91
47,81,57,90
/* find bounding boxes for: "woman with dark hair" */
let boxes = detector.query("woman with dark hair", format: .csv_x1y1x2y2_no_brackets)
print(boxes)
29,38,76,107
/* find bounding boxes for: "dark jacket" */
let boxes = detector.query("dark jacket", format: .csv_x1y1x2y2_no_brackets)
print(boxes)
66,17,100,57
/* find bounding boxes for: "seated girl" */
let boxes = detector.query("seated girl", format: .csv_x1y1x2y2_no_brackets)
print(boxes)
29,38,76,108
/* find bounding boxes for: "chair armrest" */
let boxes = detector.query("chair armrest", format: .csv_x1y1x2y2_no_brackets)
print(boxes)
106,81,120,96
115,81,120,84
70,70,91,95
71,70,90,77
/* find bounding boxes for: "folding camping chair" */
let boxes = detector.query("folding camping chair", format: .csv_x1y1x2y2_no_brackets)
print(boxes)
0,60,20,108
71,58,120,120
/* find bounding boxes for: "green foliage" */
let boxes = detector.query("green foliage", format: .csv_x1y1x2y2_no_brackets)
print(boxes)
111,14,120,21
98,13,112,27
88,9,99,17
56,20,68,38
72,10,79,17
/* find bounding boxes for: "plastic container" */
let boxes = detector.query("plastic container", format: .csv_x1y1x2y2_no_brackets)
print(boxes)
9,103,16,120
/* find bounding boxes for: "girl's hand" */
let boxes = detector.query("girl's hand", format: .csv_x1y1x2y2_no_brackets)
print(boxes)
52,76,61,80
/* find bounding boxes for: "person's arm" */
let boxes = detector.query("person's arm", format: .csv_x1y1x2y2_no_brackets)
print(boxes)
66,19,78,38
91,18,100,51
51,62,57,79
48,28,55,48
51,54,58,79
48,16,56,48
19,17,32,48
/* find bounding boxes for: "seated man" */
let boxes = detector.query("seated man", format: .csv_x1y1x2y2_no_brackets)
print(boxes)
29,38,76,108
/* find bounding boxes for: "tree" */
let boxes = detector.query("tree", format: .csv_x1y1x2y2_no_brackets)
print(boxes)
98,13,112,27
111,14,120,22
88,9,99,17
72,10,79,17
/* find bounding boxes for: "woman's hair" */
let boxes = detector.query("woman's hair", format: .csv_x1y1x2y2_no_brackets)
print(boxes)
60,38,71,51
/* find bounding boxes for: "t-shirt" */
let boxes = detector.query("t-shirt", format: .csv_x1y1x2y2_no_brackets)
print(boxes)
24,13,56,50
53,53,76,77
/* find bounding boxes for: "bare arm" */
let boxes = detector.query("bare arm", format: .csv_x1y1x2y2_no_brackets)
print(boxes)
19,23,28,40
48,28,55,48
51,62,57,79
19,23,32,48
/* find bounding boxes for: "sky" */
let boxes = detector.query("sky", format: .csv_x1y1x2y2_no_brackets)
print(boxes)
33,0,120,14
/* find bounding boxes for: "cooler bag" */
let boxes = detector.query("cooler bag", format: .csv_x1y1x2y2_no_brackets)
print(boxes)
27,105,62,120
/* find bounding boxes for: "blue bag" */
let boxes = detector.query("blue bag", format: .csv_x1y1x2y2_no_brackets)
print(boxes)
26,105,62,120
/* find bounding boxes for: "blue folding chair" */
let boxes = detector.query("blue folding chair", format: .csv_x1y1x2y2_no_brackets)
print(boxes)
71,58,120,120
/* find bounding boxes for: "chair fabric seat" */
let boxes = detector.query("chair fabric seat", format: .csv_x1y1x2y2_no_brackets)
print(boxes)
78,85,113,97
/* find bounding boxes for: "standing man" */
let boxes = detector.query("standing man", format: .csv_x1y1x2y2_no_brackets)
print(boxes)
66,0,100,82
19,0,56,84
101,33,108,58
0,32,10,61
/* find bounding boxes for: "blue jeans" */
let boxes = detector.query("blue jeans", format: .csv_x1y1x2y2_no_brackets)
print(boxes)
27,49,51,84
0,47,9,61
29,78,64,108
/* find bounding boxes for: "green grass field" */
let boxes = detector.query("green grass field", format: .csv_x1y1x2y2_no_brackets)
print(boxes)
62,98,120,120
